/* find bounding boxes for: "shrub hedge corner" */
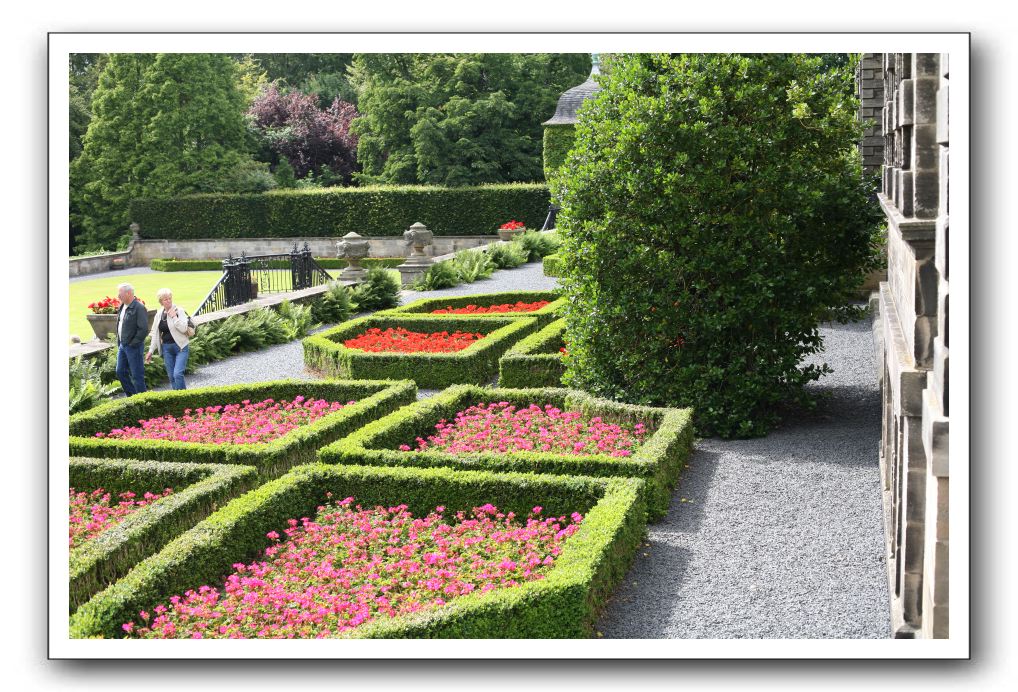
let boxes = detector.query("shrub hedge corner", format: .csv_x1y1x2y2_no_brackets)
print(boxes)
69,463,646,639
319,384,694,520
381,290,564,327
68,458,259,613
542,254,563,277
498,318,567,388
68,379,418,481
303,315,540,389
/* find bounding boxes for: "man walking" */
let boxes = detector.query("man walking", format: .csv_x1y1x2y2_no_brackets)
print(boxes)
115,283,149,396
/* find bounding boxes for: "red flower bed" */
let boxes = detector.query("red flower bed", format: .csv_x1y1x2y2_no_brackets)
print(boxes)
122,498,582,638
69,487,174,549
343,327,485,354
93,397,355,445
430,301,550,315
399,402,649,458
499,220,526,231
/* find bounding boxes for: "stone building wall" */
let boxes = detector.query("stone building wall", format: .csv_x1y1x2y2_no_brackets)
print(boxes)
857,53,886,176
873,52,950,638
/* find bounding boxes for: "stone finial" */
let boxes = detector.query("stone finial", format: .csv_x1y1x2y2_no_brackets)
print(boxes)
397,222,435,286
129,222,141,241
336,231,371,281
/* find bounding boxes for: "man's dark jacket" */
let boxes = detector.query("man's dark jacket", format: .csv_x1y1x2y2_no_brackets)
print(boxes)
117,299,149,347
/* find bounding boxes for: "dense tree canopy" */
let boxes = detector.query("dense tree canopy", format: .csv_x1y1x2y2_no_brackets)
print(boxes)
348,53,590,186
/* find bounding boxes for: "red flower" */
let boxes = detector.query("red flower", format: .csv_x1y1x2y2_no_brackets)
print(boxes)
88,296,121,315
498,220,526,231
343,327,486,354
430,301,550,315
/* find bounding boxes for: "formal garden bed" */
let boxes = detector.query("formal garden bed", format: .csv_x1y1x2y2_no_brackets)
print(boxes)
382,290,564,327
303,315,539,388
68,458,259,612
68,463,646,639
542,254,562,278
68,379,417,481
499,318,567,387
319,384,694,519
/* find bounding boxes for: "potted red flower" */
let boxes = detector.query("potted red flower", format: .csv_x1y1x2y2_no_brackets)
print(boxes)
497,219,527,242
86,296,150,341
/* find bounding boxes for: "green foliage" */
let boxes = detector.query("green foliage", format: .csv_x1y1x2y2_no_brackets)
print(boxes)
68,379,418,481
213,159,278,194
273,158,298,189
411,260,460,291
69,458,258,612
69,355,120,414
310,282,357,325
349,53,590,186
319,384,694,520
303,315,540,389
274,300,319,341
450,249,495,283
487,241,529,270
553,53,883,438
149,257,403,272
542,253,563,277
350,267,402,312
130,183,551,239
511,230,561,262
71,54,257,251
498,319,567,388
542,124,576,182
69,463,645,639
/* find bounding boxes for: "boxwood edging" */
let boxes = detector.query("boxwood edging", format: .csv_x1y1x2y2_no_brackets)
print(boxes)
542,254,563,277
303,315,540,389
381,290,564,327
319,384,695,520
69,463,646,639
69,458,259,613
150,257,405,272
498,318,567,388
68,379,418,482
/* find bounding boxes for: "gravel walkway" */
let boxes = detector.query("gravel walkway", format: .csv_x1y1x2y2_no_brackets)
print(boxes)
162,261,890,639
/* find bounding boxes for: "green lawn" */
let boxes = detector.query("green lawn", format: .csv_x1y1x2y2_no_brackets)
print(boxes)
70,272,223,342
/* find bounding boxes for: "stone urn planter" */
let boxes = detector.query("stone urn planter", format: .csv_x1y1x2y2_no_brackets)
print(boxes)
86,309,157,341
497,227,526,242
336,231,371,281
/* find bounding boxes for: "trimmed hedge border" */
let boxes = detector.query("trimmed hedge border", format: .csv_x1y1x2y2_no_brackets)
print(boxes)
130,183,551,240
498,318,567,388
542,254,563,277
319,384,694,520
69,463,647,639
381,290,565,328
149,257,405,272
68,379,418,482
303,315,540,389
68,458,259,613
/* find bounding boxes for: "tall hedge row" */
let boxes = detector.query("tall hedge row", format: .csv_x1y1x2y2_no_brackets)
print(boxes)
130,183,551,239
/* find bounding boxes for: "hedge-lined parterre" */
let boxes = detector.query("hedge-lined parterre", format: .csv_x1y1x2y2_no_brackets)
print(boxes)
318,385,694,520
381,290,565,328
150,257,405,272
303,315,540,389
498,318,567,388
68,463,647,639
68,458,259,613
542,254,563,277
130,183,551,240
68,379,417,482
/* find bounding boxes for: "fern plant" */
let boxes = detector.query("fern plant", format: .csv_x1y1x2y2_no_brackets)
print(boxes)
351,268,402,311
69,356,120,414
311,282,358,324
487,242,529,269
452,249,495,283
512,230,561,262
412,260,460,290
276,300,320,340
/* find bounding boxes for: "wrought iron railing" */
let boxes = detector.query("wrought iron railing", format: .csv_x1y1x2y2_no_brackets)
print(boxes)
194,243,333,316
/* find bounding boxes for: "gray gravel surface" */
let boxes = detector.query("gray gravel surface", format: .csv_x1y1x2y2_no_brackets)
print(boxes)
160,264,889,640
595,317,890,639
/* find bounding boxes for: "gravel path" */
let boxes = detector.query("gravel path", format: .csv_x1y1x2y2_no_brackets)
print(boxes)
161,262,889,639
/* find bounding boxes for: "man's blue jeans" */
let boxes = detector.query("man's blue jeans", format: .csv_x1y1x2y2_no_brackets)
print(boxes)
116,343,147,396
161,342,189,390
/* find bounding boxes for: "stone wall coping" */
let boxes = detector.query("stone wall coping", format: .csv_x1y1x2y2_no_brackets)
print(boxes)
879,282,928,417
878,193,936,243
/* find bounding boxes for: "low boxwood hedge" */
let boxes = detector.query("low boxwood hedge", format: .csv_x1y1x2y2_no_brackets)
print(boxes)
68,379,418,482
130,183,551,240
69,463,646,639
68,458,259,613
319,384,694,520
381,290,565,327
499,318,567,388
542,254,563,277
150,257,405,272
303,315,540,389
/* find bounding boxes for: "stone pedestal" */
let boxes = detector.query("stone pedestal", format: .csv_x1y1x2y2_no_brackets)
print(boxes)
397,222,434,287
336,231,370,282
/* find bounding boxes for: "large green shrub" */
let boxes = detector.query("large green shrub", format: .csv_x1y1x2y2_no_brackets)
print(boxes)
129,183,550,239
553,53,882,438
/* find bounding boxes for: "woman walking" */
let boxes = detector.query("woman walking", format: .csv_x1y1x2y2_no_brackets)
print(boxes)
145,288,192,389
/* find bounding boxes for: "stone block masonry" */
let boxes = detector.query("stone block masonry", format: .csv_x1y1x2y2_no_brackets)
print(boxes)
873,53,950,639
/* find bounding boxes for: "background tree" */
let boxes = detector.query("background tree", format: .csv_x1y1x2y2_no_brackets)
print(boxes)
246,53,356,107
247,84,360,183
71,53,256,251
349,53,590,186
554,53,882,438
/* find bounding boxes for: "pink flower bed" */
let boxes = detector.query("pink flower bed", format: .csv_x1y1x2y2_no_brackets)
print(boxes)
122,498,582,639
93,397,355,445
69,487,173,550
399,402,649,458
